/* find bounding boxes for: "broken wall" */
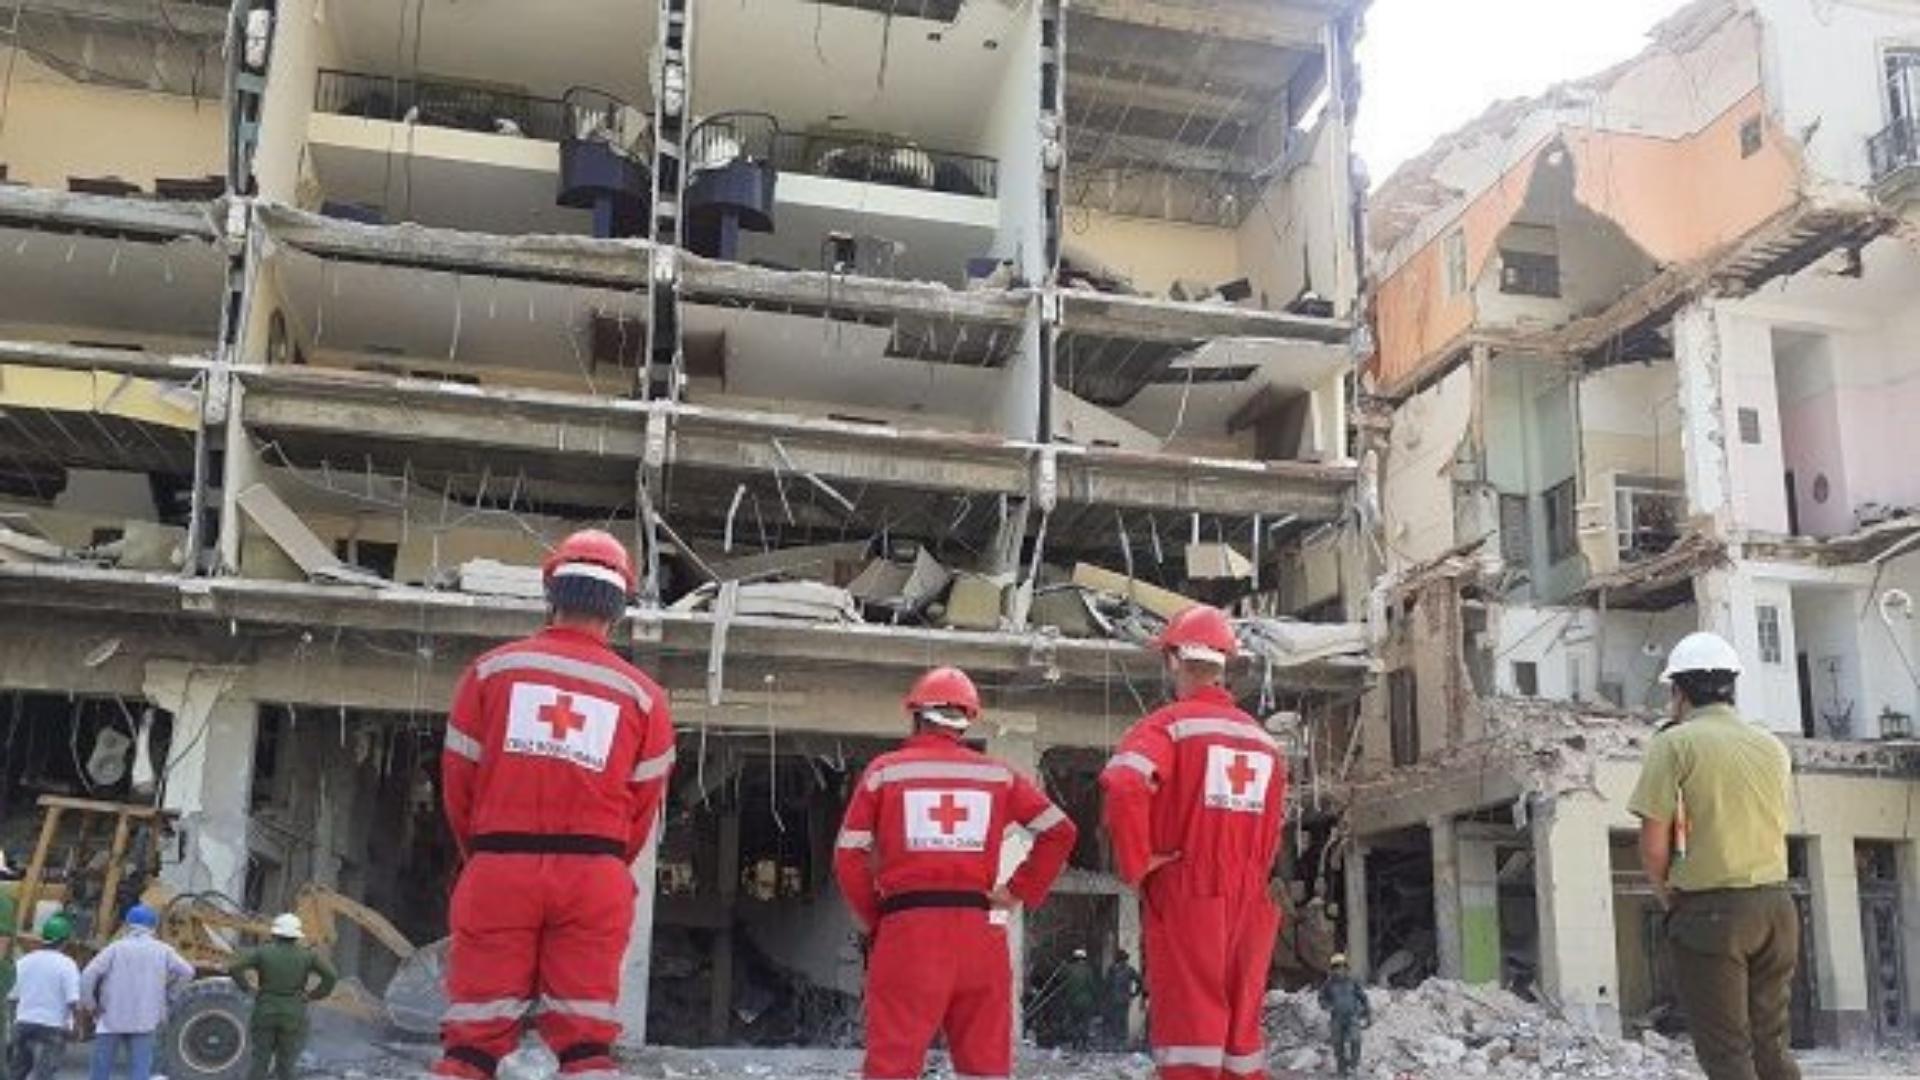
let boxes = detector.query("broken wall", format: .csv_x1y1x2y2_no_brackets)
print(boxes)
1065,210,1243,298
1236,110,1355,318
1752,0,1920,194
1381,363,1474,573
1579,361,1685,577
1490,603,1695,712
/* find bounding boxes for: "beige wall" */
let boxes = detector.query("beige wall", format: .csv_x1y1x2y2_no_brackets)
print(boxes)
0,55,222,189
1066,210,1242,299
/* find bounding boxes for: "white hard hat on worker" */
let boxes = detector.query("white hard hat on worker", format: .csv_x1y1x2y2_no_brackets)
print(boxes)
1659,631,1743,683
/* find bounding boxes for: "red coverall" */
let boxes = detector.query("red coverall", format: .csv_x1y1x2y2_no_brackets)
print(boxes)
1101,686,1289,1080
435,626,676,1079
834,731,1078,1080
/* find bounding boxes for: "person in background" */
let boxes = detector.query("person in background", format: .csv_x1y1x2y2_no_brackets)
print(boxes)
6,914,80,1080
80,904,193,1080
1102,949,1143,1050
1058,948,1100,1051
1630,632,1800,1080
1317,954,1370,1078
228,913,338,1080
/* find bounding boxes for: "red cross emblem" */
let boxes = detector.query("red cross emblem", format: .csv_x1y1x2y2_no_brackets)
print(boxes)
539,694,588,742
1226,753,1259,797
928,792,972,835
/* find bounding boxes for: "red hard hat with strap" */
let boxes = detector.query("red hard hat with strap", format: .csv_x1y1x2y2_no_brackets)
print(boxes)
905,666,981,729
543,529,637,596
1154,604,1238,664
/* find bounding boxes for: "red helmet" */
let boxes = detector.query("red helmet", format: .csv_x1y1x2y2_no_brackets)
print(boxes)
1155,604,1237,665
905,666,981,730
542,529,637,596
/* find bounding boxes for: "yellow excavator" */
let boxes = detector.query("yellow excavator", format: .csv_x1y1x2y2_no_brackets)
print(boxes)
2,796,445,1080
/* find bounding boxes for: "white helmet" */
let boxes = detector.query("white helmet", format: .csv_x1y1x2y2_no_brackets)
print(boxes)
1660,632,1743,683
270,913,305,940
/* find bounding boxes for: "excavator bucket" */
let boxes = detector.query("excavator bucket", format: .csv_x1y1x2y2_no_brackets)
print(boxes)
384,935,452,1035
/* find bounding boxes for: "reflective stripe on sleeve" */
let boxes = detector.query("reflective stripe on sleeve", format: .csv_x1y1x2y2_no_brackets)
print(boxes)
836,829,875,851
630,747,675,783
864,760,1013,791
1167,717,1277,749
444,727,484,763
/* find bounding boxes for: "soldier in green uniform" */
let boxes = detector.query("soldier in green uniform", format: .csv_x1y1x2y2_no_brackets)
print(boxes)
227,914,337,1080
1629,632,1800,1080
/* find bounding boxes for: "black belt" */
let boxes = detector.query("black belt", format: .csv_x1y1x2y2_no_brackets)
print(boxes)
879,890,990,916
471,833,625,858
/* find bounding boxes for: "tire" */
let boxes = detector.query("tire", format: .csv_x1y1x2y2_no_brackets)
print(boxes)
161,978,252,1080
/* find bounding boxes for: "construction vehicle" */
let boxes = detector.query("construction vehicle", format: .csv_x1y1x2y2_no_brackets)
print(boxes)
2,796,444,1080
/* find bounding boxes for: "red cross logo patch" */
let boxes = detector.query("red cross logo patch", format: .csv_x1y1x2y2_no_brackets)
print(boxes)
505,683,618,771
903,789,992,851
1203,745,1273,813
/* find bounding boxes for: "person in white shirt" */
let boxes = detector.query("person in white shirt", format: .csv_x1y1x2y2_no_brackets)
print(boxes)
7,913,81,1080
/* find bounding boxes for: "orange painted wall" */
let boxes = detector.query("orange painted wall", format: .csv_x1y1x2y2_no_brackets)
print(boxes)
1374,89,1799,395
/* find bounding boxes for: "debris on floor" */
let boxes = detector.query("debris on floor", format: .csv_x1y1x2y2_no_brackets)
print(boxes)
1263,979,1692,1079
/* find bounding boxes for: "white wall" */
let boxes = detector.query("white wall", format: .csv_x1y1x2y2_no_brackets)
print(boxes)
259,0,343,203
1492,603,1695,711
1237,110,1356,318
1382,363,1474,573
1696,566,1801,732
985,1,1043,277
1754,0,1920,193
1713,307,1793,534
1794,585,1868,738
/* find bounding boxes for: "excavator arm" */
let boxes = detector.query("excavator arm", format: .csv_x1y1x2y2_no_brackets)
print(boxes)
293,883,417,961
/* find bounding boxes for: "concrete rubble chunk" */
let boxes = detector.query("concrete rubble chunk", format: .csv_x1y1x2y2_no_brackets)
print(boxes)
236,483,386,587
457,558,546,599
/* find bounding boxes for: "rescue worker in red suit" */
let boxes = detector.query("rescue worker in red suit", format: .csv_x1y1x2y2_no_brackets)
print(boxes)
434,530,676,1080
1100,606,1289,1080
834,667,1078,1080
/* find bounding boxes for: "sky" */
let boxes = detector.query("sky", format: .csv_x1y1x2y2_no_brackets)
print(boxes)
1354,0,1691,183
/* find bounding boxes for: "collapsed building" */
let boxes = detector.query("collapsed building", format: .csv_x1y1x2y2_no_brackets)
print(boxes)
0,0,1375,1052
1355,0,1920,1052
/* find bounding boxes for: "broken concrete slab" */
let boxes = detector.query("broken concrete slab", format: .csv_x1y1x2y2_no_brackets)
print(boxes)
457,558,546,599
709,540,871,585
731,581,860,623
1030,585,1106,638
848,548,952,616
1071,562,1199,620
236,484,385,587
0,521,67,563
941,573,1011,630
1186,541,1254,580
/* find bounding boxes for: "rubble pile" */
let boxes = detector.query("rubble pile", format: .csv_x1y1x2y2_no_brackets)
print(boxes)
1264,980,1692,1079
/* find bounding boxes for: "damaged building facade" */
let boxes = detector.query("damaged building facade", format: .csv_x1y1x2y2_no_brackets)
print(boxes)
1355,0,1920,1054
0,0,1374,1052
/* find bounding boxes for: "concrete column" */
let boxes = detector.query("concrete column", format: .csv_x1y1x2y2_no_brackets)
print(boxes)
144,661,256,900
614,821,660,1049
1458,835,1502,985
1808,833,1872,1049
1117,889,1143,1039
990,727,1040,1038
1344,842,1370,981
1671,301,1732,525
1430,815,1463,981
1531,794,1621,1035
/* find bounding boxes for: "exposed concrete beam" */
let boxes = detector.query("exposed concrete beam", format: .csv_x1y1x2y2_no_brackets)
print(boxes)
680,254,1031,330
1055,445,1352,520
1063,62,1273,125
257,203,652,289
1346,764,1526,837
669,414,1031,498
0,338,214,379
0,565,1371,693
19,0,227,37
1069,0,1332,50
0,185,218,242
1061,292,1351,346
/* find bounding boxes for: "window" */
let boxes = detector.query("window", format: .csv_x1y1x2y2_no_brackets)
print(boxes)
1544,478,1578,563
1757,604,1783,665
1443,229,1468,296
1499,493,1532,568
1738,407,1762,445
1500,249,1561,298
1740,116,1764,159
1512,661,1539,697
1614,475,1684,563
1389,670,1420,767
1888,48,1920,126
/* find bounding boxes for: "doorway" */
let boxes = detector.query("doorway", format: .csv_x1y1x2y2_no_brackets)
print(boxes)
1858,841,1912,1042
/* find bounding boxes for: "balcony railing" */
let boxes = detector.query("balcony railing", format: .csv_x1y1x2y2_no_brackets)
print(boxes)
1868,117,1920,184
561,87,651,160
772,131,997,198
688,112,781,173
315,69,568,142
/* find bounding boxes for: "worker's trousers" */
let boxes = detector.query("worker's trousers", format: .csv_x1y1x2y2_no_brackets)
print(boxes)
1666,886,1803,1080
1329,1015,1362,1078
248,1014,307,1080
435,851,634,1080
864,907,1011,1080
1142,868,1280,1080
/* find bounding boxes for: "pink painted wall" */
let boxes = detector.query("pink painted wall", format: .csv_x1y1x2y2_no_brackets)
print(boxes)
1777,391,1850,537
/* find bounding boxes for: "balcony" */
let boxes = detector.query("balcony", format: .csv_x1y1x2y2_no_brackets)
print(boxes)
1868,117,1920,198
315,69,569,142
773,131,997,199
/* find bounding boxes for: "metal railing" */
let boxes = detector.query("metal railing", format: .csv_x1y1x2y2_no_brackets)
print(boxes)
688,111,781,173
561,87,651,160
1868,117,1920,184
772,131,997,197
314,69,568,142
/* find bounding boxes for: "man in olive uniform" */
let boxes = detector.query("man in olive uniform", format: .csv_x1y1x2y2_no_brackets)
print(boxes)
227,914,337,1080
1629,632,1799,1080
